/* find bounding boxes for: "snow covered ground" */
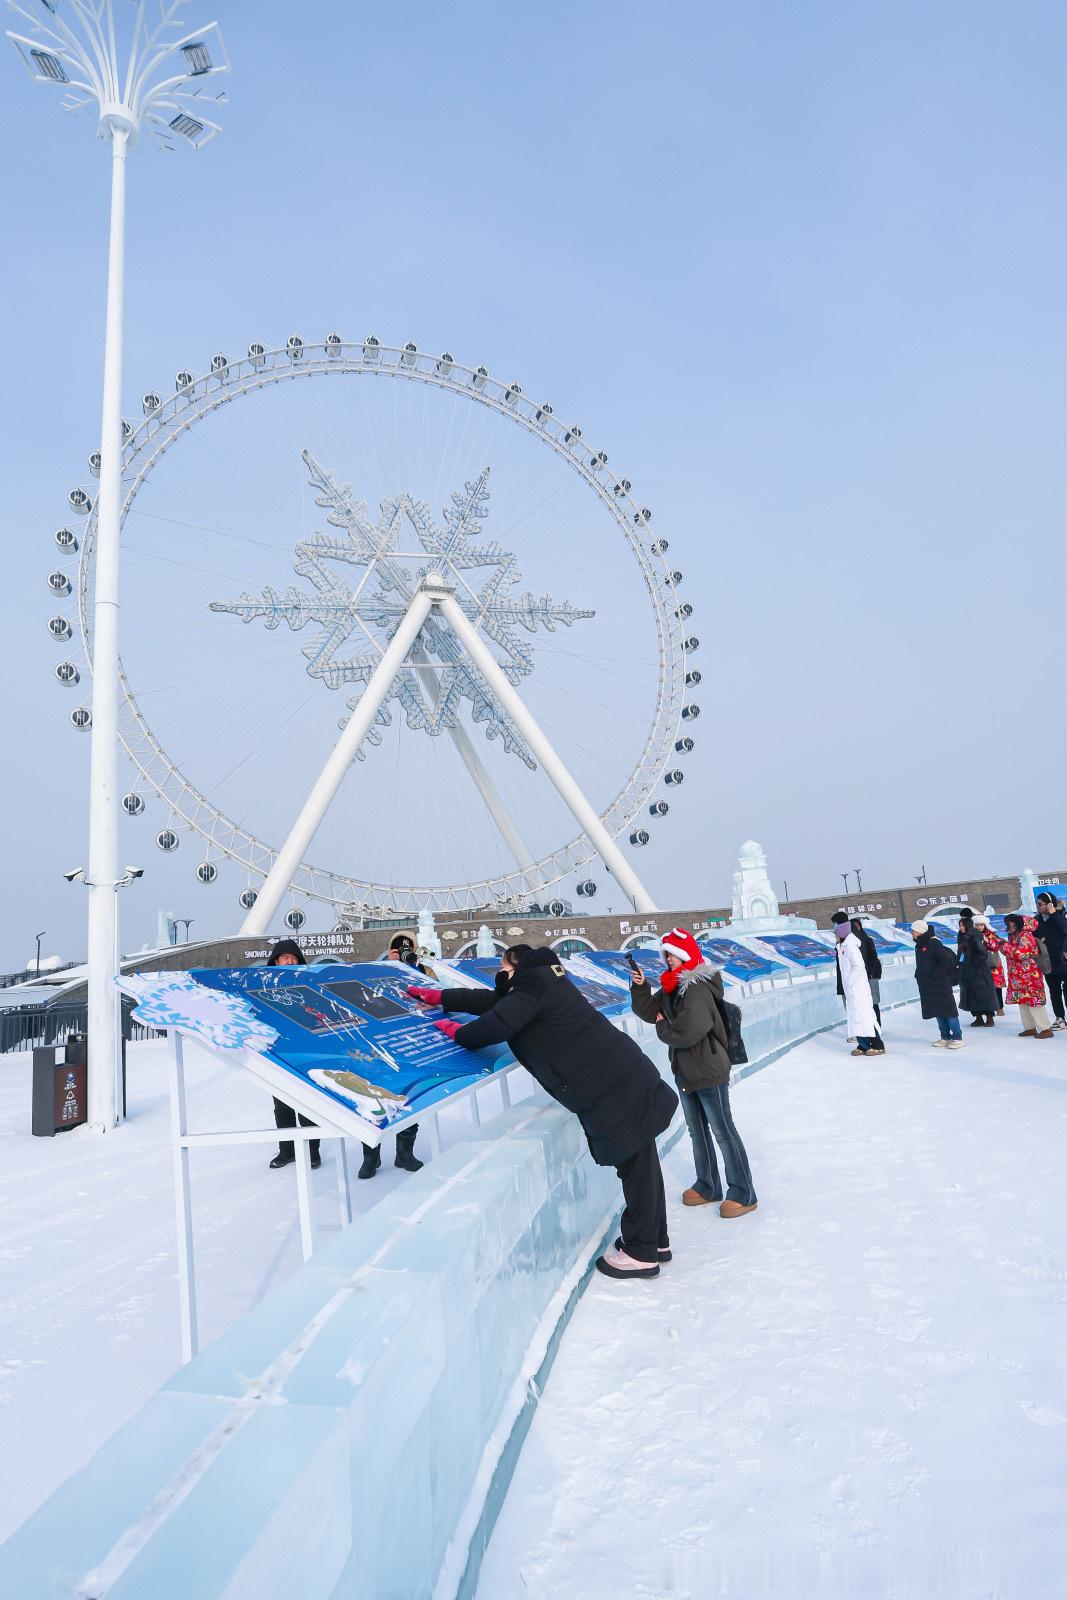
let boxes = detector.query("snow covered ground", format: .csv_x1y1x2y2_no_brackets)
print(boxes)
477,1005,1067,1600
0,1036,511,1545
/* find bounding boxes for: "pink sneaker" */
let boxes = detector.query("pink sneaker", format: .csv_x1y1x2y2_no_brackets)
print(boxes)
595,1249,659,1280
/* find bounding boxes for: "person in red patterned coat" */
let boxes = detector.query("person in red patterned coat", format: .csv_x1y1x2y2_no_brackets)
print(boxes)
996,915,1054,1039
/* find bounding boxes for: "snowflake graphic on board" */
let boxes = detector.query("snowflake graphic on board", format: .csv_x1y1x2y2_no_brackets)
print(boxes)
118,972,279,1054
209,452,594,767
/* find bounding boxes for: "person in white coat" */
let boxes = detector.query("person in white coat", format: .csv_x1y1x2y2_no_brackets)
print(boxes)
831,911,885,1056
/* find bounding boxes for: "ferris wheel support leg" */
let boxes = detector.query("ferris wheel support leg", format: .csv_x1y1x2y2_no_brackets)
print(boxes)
241,589,436,937
410,651,535,870
434,589,658,915
86,129,130,1133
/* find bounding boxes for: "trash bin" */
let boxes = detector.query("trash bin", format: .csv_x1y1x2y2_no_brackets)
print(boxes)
32,1035,88,1136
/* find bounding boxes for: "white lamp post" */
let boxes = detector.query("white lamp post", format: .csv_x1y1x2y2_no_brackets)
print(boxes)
7,1,230,1131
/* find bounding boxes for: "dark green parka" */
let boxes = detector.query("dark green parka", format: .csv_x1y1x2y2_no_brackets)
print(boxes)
630,962,732,1091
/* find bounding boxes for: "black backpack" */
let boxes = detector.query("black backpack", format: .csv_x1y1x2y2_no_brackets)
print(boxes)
714,993,749,1066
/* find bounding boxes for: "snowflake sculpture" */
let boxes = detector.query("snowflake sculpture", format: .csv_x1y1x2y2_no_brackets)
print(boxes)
209,452,594,768
118,972,279,1054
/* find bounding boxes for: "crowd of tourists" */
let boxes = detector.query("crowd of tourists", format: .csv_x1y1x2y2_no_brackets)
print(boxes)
258,895,1064,1284
260,926,758,1283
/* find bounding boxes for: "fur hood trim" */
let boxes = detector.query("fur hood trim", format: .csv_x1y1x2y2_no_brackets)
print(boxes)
675,960,721,991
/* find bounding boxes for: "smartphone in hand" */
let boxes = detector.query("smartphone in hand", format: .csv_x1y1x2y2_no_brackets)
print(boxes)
625,953,642,974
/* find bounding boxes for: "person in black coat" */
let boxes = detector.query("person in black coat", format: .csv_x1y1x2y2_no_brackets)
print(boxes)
910,922,962,1047
264,939,322,1170
1035,892,1067,1030
358,933,424,1179
956,914,998,1027
410,945,678,1281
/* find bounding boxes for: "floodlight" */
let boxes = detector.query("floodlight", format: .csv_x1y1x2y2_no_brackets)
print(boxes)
30,48,69,83
169,112,206,146
180,41,214,76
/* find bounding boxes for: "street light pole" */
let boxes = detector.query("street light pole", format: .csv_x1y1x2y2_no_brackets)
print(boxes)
84,119,128,1131
34,931,45,977
854,868,863,893
6,1,230,1132
840,872,851,897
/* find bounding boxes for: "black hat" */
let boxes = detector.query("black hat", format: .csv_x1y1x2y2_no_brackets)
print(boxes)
267,938,306,966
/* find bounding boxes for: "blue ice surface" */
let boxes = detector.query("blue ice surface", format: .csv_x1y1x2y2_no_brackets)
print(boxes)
0,958,918,1600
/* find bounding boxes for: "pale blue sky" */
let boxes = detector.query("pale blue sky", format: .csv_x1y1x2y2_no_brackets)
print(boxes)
1,1,1064,967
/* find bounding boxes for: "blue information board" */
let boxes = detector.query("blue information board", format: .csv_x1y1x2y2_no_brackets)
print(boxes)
194,963,505,1128
862,927,910,954
577,948,665,987
697,938,786,980
756,934,836,967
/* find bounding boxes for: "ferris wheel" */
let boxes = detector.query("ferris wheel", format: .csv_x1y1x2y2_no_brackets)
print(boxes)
46,334,701,929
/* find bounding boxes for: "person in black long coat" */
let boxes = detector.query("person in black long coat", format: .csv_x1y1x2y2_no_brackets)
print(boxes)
956,915,998,1027
264,939,322,1169
1035,892,1067,1030
409,945,678,1281
910,922,962,1046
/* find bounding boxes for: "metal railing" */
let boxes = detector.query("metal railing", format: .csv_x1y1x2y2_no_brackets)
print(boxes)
0,999,159,1056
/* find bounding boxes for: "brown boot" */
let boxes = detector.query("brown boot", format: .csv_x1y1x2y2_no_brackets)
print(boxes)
1018,1029,1037,1037
1035,1029,1054,1039
682,1188,714,1206
720,1200,757,1218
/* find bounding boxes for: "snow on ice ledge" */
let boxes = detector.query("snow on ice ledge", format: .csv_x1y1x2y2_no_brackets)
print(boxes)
0,965,916,1600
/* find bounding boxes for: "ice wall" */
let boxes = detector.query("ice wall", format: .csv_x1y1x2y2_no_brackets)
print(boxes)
0,964,916,1600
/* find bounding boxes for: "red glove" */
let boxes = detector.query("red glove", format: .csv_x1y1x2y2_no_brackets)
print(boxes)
407,985,442,1005
433,1017,463,1041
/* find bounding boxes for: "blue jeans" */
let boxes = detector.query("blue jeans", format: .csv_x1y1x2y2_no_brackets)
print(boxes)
936,1016,963,1041
679,1083,757,1206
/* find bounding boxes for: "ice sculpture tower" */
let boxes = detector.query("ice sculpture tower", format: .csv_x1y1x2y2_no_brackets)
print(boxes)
727,839,816,934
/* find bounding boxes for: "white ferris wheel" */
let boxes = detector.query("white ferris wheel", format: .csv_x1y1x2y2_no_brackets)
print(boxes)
46,336,701,930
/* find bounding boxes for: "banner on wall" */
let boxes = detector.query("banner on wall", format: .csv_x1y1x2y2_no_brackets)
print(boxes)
697,937,787,980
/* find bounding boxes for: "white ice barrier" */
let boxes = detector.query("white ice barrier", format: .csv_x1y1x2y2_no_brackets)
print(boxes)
0,964,916,1600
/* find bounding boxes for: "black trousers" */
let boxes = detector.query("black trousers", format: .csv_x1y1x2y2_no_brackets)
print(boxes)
1046,973,1067,1022
615,1140,669,1263
273,1097,319,1160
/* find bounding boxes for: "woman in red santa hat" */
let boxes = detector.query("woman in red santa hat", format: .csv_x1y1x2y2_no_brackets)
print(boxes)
631,927,758,1217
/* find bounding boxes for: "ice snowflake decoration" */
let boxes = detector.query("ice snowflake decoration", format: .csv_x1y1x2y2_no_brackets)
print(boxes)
119,972,279,1053
209,452,594,768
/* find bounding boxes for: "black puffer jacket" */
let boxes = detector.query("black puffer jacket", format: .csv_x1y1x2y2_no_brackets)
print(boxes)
914,933,959,1019
1037,908,1067,975
957,927,998,1016
629,963,732,1091
440,948,677,1167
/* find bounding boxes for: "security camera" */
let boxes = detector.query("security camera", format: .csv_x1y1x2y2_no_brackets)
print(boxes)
64,868,84,883
125,866,145,880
